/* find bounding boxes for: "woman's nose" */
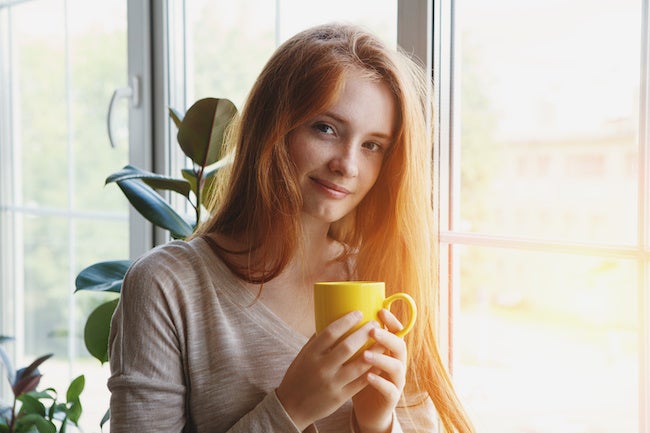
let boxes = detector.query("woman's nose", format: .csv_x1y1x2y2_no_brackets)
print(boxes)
328,145,359,178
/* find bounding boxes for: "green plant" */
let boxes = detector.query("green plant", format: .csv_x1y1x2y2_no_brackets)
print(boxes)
0,338,85,433
74,97,237,364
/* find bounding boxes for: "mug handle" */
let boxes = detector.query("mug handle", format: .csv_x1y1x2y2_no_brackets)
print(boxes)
383,293,417,338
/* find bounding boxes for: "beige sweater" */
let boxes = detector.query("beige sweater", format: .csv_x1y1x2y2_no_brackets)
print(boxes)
108,237,437,433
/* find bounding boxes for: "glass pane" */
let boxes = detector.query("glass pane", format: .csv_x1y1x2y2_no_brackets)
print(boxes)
23,215,70,356
3,1,129,431
14,2,68,209
453,245,639,433
456,0,641,244
185,0,397,108
68,0,129,212
13,0,128,211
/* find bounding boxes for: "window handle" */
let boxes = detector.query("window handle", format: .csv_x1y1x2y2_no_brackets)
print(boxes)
107,75,140,148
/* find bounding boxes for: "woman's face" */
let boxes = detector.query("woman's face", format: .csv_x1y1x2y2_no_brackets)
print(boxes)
286,73,396,224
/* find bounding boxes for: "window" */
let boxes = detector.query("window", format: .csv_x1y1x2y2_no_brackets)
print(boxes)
439,0,650,432
169,0,399,127
0,0,147,430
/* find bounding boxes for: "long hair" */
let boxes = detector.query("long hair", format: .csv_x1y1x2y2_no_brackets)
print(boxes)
195,23,474,433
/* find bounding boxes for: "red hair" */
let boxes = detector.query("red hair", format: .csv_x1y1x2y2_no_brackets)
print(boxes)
195,23,474,433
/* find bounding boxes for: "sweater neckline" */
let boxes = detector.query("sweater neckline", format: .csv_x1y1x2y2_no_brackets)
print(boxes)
192,236,310,351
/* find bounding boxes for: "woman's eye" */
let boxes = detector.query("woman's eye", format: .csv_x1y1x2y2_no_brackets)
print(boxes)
313,123,335,135
362,141,383,152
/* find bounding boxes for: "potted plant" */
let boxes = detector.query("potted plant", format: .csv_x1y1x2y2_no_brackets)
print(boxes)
74,97,237,364
0,337,85,433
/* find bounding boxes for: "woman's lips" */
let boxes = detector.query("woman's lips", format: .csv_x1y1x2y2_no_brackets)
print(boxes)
310,177,351,198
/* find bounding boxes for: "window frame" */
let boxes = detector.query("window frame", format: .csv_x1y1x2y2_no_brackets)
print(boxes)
434,0,650,431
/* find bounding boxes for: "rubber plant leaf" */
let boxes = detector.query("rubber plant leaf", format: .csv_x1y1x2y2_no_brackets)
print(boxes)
177,98,237,166
115,178,194,239
84,299,119,364
181,168,198,198
107,165,191,199
75,260,131,293
169,106,184,129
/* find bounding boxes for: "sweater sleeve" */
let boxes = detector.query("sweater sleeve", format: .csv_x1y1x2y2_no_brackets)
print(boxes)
107,249,306,433
395,393,438,432
223,391,304,432
107,251,188,433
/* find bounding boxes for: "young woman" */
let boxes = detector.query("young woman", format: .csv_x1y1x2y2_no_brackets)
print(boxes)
108,23,474,433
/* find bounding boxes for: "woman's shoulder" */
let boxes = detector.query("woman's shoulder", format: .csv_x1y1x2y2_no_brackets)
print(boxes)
122,237,221,294
129,237,211,271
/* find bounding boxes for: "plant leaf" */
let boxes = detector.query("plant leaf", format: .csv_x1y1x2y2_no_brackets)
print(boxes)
75,260,131,293
12,374,42,397
50,402,67,418
17,354,52,381
100,408,110,429
66,400,82,424
115,178,194,239
106,165,191,198
177,98,237,166
66,375,84,403
13,354,52,395
181,168,198,197
168,107,184,128
15,413,56,433
206,98,237,166
27,390,54,400
84,299,119,364
17,393,46,417
177,98,217,165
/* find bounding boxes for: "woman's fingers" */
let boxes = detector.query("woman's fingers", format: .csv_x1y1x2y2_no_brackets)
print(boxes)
366,371,403,402
363,326,407,388
377,308,404,334
327,320,380,365
362,348,404,386
370,325,407,361
311,311,363,351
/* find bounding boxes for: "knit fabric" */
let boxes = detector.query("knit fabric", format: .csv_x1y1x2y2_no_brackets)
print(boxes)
108,237,436,432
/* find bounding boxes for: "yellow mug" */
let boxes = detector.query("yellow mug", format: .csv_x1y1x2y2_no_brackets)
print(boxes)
314,281,417,338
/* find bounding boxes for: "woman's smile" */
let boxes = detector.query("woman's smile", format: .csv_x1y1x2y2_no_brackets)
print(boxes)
309,177,352,199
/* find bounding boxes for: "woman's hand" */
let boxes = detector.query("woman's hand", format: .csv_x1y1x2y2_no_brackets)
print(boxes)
352,309,408,433
276,311,378,431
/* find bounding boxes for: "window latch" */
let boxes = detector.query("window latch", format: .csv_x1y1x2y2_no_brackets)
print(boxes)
107,75,141,148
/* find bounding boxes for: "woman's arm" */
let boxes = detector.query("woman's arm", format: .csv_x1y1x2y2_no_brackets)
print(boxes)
107,253,306,433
